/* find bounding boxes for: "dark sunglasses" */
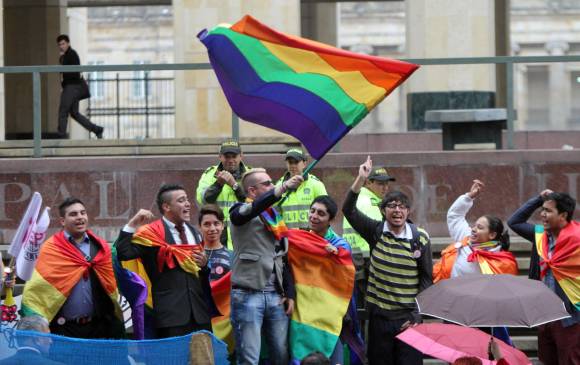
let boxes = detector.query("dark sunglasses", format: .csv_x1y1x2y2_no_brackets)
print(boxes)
253,180,273,188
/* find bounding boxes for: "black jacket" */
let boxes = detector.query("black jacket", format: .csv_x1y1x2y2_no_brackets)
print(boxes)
114,220,216,329
59,47,82,86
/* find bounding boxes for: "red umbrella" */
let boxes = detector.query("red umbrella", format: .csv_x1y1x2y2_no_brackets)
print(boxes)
396,323,531,365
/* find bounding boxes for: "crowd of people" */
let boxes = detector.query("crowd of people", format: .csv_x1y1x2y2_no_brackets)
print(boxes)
2,139,578,365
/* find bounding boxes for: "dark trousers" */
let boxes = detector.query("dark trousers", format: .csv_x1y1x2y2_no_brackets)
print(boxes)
538,321,580,365
50,318,110,339
58,84,100,134
156,321,212,339
367,314,422,365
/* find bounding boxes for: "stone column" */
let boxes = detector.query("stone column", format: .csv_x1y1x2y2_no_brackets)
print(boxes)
173,0,300,139
67,8,90,140
3,0,68,139
405,0,497,130
546,40,570,130
0,1,4,141
406,0,496,92
301,2,339,46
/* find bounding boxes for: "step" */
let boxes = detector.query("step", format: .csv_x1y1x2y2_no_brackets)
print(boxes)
0,137,301,158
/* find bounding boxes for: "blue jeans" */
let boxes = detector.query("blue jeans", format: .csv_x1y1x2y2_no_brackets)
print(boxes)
231,289,289,365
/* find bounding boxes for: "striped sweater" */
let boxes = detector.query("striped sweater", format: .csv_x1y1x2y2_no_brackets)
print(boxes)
342,190,433,317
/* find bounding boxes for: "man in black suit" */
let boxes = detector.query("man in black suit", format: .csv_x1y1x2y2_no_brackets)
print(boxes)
115,184,215,338
56,34,104,139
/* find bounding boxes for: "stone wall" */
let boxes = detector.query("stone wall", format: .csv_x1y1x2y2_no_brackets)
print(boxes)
1,150,579,243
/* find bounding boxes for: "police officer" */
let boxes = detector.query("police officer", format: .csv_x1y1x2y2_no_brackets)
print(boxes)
196,139,249,248
342,166,396,252
276,148,327,229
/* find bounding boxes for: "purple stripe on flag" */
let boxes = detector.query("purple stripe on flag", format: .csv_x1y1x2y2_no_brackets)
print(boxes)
202,34,352,158
211,55,341,159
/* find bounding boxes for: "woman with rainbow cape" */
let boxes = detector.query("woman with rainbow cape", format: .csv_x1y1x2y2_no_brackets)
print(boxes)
434,179,518,281
433,179,518,344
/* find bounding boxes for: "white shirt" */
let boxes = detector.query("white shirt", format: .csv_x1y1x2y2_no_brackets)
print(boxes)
382,222,413,240
447,194,500,277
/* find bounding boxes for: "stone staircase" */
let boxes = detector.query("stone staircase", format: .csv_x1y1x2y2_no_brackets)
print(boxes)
1,237,541,362
0,136,300,158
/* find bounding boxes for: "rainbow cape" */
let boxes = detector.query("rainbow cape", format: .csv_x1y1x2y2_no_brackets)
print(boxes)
21,231,122,322
207,229,356,361
535,223,580,310
433,237,518,283
287,229,355,360
198,15,419,159
209,271,234,353
120,220,202,310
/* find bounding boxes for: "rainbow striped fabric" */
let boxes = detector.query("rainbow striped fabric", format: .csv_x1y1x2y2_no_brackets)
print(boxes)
209,272,234,353
198,15,419,159
120,219,202,310
535,223,580,310
287,229,355,360
21,231,122,322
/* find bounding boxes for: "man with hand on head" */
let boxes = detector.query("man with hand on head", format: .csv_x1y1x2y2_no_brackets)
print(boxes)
229,168,303,365
115,184,215,338
508,190,579,365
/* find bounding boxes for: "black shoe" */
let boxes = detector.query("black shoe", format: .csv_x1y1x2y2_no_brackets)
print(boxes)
56,132,68,139
95,126,104,139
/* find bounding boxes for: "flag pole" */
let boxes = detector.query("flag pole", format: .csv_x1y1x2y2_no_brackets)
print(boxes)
276,159,319,207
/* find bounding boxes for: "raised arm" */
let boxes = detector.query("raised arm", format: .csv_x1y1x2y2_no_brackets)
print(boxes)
342,157,382,249
230,175,304,226
507,192,547,243
115,209,155,260
447,180,483,242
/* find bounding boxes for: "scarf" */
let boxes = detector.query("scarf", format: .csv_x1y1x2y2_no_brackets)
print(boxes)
433,236,518,283
535,223,580,310
131,219,201,276
21,231,121,322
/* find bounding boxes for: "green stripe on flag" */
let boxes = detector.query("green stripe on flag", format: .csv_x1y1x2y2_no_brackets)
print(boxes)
289,320,339,360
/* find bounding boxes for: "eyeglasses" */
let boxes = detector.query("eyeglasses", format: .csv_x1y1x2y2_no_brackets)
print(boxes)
253,180,273,188
385,203,408,210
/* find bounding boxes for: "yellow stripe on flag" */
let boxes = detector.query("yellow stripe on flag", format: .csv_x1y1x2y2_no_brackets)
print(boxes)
292,284,348,336
262,41,387,109
22,270,67,321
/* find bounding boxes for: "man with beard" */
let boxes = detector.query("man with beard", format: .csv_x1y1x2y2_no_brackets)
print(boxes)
342,156,433,365
196,140,249,249
508,190,579,365
21,198,124,339
115,184,214,338
229,168,303,365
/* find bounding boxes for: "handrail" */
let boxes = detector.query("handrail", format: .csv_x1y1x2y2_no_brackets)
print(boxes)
3,54,580,157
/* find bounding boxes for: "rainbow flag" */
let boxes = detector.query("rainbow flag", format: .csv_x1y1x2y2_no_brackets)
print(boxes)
198,15,419,159
120,220,202,311
535,223,580,310
210,272,234,353
21,231,122,322
287,229,355,360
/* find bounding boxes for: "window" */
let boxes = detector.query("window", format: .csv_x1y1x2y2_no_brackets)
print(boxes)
87,60,105,99
132,60,151,99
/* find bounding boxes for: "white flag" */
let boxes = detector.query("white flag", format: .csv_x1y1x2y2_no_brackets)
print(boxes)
8,192,42,258
16,207,50,281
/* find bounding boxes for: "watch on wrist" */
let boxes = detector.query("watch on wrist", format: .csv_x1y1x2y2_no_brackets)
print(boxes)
232,183,239,191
